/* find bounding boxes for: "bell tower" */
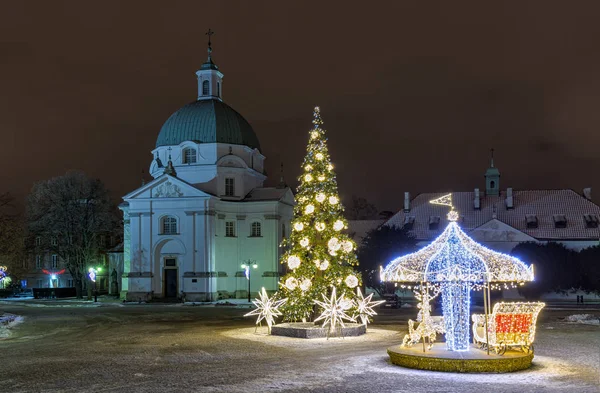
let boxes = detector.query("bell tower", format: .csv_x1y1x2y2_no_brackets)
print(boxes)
485,149,500,196
196,28,224,101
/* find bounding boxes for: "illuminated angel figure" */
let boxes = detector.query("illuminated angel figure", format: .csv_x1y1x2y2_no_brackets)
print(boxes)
244,287,287,334
354,287,385,327
314,287,356,334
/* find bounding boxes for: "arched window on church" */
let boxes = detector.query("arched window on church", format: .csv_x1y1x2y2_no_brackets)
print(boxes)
250,222,262,237
183,147,197,164
161,216,178,235
202,80,209,96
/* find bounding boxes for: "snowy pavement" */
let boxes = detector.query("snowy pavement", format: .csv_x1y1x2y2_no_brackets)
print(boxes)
0,304,597,392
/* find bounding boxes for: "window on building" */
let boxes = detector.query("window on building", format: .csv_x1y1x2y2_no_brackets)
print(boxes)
428,216,440,230
51,237,57,246
183,147,197,164
584,214,599,228
553,214,567,229
202,80,209,96
35,236,41,246
217,81,221,97
36,255,42,269
225,178,235,197
251,222,262,237
51,254,58,268
225,221,236,237
36,279,43,288
162,216,178,235
100,235,106,247
403,216,415,230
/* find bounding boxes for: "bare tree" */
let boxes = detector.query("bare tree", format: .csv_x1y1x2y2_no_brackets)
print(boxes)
0,193,26,284
345,196,378,220
26,172,118,298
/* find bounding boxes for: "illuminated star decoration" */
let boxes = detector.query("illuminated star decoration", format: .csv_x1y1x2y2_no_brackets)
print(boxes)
244,287,287,334
354,287,385,327
314,287,356,334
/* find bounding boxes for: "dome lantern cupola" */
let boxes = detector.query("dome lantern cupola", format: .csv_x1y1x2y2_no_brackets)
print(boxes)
196,29,223,101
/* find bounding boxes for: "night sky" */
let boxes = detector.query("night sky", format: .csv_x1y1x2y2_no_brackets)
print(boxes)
2,1,600,211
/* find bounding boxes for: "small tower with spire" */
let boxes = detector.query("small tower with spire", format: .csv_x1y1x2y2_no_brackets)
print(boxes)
196,28,224,101
484,148,500,196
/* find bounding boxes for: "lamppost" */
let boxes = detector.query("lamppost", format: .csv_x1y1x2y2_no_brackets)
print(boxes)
241,260,258,303
88,267,102,302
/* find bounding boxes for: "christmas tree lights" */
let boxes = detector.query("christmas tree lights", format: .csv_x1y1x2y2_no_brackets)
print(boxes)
278,107,361,322
381,195,535,351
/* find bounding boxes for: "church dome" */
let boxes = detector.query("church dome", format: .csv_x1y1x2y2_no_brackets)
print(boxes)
156,99,261,150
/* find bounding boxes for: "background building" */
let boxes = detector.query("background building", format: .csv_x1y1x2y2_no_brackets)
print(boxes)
120,41,293,302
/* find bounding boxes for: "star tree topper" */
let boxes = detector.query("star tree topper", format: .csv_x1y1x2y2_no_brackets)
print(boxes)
314,287,356,333
354,288,385,327
244,287,287,334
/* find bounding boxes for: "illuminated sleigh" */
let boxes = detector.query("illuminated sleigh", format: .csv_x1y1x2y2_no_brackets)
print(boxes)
472,302,545,355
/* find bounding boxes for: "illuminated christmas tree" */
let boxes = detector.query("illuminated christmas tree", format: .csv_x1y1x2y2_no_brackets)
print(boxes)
279,107,361,322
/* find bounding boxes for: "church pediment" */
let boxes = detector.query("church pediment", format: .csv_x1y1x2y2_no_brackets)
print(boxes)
153,181,184,198
123,175,212,200
469,219,536,243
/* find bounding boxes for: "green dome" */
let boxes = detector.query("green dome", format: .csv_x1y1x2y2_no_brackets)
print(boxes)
156,99,261,150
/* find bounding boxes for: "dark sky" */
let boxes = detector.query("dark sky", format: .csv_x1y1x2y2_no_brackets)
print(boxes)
2,1,600,211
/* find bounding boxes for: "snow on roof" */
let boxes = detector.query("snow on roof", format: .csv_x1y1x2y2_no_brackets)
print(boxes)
242,187,290,202
385,190,600,241
346,219,386,244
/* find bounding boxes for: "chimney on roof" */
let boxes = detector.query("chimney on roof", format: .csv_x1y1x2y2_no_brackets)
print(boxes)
583,187,592,200
506,187,514,209
474,188,480,210
404,192,410,212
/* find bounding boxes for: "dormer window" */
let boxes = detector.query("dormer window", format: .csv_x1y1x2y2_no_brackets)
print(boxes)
225,178,235,197
404,216,415,230
428,216,440,230
202,80,209,96
525,214,538,229
584,214,599,228
553,214,567,229
183,147,197,164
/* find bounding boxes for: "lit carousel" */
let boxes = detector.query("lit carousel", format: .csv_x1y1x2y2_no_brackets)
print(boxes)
381,194,545,373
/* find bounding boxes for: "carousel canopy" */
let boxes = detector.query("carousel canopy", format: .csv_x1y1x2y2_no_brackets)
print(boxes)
381,219,534,284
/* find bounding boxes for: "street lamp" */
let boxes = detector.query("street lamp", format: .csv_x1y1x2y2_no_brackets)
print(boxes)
88,267,102,303
241,260,258,303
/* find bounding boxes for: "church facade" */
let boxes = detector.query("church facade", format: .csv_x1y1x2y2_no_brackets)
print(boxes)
120,43,294,302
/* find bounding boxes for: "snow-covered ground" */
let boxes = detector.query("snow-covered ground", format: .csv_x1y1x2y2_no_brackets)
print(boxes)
564,314,600,325
0,304,597,392
0,313,23,339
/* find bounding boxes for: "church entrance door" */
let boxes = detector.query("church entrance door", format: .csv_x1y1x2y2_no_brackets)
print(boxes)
164,258,178,298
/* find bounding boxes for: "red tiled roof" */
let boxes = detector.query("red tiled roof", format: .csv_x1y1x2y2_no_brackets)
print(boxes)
385,190,600,241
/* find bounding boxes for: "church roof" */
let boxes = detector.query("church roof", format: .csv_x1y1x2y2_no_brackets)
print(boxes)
242,187,290,202
385,190,600,241
156,99,261,150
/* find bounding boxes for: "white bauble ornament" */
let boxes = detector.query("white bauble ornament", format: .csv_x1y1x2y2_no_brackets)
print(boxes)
315,222,325,231
294,222,304,231
287,256,301,270
300,278,312,291
316,193,326,203
304,174,313,182
285,277,298,290
329,196,339,205
305,204,315,214
342,240,354,253
315,153,324,160
333,220,344,231
318,175,325,181
345,275,359,288
319,259,329,270
300,238,310,248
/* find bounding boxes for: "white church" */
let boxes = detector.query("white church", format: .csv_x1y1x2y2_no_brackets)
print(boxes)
120,38,294,302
